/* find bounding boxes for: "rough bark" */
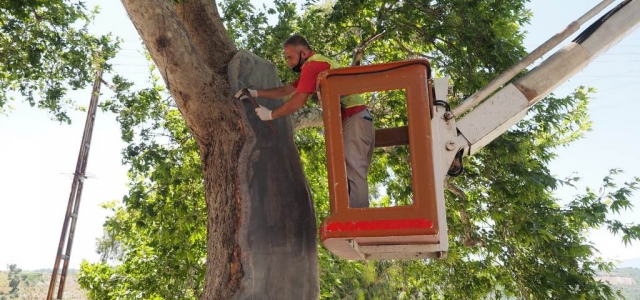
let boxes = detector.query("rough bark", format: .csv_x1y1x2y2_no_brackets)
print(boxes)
174,0,236,74
121,1,318,299
229,51,318,300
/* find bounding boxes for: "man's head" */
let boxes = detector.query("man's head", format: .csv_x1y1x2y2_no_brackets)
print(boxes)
283,35,312,73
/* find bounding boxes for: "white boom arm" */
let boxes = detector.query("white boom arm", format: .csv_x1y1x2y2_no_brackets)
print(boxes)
453,0,640,156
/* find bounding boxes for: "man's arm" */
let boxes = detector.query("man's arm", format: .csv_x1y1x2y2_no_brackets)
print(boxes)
258,84,296,99
271,92,310,119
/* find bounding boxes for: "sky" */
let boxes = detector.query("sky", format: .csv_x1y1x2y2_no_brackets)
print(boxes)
0,0,639,271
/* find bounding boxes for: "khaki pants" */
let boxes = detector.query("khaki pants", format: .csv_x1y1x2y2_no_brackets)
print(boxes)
343,109,375,208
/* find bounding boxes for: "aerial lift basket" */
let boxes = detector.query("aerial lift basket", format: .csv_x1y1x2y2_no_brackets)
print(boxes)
317,60,449,260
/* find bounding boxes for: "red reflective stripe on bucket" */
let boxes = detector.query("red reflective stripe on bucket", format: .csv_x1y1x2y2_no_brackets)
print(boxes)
325,219,433,232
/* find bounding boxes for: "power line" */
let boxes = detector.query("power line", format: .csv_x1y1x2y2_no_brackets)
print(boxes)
592,98,640,111
574,75,640,78
115,54,147,58
118,48,146,51
569,67,640,85
113,63,150,67
591,60,640,62
591,80,639,94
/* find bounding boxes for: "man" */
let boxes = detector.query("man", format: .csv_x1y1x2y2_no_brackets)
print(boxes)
234,35,375,208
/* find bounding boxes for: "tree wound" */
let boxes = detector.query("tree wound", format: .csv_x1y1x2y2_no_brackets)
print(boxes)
156,35,170,49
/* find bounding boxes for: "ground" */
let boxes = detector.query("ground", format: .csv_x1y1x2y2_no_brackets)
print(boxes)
0,268,638,299
0,271,86,300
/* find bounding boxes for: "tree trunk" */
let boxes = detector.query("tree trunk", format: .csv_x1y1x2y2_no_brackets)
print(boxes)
120,1,319,299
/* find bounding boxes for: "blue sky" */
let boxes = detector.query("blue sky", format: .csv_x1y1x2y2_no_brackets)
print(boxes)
0,0,638,271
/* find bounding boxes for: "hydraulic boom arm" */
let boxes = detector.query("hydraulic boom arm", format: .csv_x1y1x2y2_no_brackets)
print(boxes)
452,0,640,156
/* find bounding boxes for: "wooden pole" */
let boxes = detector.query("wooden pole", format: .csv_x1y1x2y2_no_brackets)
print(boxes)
47,68,103,300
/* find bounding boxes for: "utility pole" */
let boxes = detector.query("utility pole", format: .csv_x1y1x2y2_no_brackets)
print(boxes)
47,68,103,300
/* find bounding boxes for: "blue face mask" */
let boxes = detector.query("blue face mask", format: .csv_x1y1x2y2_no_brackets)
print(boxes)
291,51,305,73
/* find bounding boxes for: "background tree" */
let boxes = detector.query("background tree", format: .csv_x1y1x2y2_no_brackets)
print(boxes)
7,264,21,298
0,0,117,122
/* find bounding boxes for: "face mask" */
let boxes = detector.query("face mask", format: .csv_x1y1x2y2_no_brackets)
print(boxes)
291,51,305,73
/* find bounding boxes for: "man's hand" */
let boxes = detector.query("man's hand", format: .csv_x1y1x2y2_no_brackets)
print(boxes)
234,88,258,100
255,105,273,121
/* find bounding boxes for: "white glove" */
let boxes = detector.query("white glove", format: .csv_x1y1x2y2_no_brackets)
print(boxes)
255,105,273,121
234,88,258,100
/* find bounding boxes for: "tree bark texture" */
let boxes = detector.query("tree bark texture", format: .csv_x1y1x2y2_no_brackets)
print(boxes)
229,50,319,300
121,1,318,299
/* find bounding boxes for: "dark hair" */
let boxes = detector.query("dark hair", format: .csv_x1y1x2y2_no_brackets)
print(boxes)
283,35,312,51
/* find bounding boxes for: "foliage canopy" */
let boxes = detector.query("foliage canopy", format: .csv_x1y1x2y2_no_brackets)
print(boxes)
79,1,640,299
2,0,638,299
0,0,117,123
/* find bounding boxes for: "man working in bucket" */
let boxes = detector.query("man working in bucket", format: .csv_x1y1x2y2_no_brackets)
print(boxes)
235,34,375,208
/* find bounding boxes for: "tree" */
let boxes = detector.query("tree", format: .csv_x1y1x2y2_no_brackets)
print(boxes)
7,264,21,298
3,0,639,299
73,1,640,300
0,0,117,122
114,1,320,299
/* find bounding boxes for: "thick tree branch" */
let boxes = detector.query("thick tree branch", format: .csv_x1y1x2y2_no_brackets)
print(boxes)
351,30,386,66
393,39,434,60
445,178,485,248
292,107,324,130
350,1,391,67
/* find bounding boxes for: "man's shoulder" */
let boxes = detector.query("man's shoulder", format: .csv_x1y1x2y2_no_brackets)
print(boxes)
301,61,330,80
304,60,331,70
